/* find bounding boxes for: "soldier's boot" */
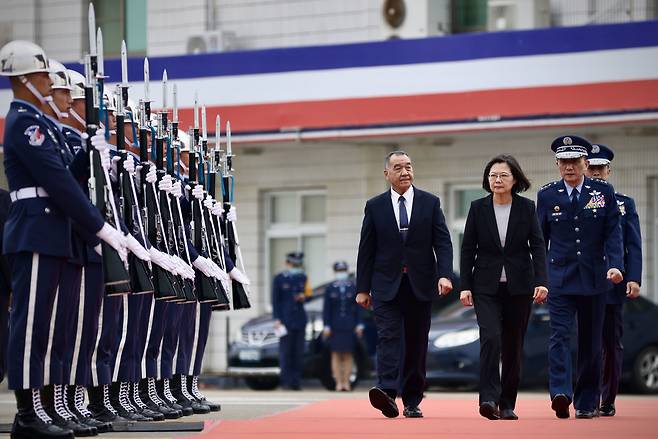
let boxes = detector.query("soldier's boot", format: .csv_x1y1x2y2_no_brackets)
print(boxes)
188,375,221,412
157,378,193,416
41,385,97,437
11,388,74,439
86,384,129,424
109,382,152,422
66,386,112,433
139,378,182,419
170,374,210,414
128,382,165,421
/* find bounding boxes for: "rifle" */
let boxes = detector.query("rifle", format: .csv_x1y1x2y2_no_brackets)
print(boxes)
85,5,130,293
220,122,251,309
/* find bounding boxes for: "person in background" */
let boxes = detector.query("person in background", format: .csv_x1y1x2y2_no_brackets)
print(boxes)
459,154,547,420
272,252,312,390
0,188,11,383
322,261,363,392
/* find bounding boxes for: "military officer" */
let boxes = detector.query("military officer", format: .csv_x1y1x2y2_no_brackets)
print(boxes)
537,135,624,419
272,252,312,390
585,144,642,417
322,261,363,391
0,40,127,439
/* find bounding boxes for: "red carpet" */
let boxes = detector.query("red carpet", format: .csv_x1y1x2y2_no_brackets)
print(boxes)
189,397,658,438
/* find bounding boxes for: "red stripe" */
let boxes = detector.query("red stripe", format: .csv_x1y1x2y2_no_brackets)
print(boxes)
1,80,658,140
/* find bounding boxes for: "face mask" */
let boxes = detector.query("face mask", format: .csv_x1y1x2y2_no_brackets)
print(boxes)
335,272,349,280
288,267,303,274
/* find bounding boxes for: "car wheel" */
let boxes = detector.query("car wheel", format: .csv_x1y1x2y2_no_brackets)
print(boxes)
632,346,658,394
244,376,280,391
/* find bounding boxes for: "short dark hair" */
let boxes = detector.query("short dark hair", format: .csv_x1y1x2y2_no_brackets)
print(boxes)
384,150,409,168
482,154,531,194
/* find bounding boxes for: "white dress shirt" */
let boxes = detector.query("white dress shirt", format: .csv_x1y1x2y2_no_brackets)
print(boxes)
564,178,584,198
390,185,414,228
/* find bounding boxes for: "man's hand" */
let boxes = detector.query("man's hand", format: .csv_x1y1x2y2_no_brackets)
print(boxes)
355,326,364,338
356,292,371,309
460,290,473,307
533,286,548,304
322,328,331,338
294,293,305,303
438,277,453,296
274,319,282,329
607,268,623,284
626,281,640,299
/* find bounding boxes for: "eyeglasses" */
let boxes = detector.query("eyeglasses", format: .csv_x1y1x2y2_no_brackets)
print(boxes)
488,173,512,180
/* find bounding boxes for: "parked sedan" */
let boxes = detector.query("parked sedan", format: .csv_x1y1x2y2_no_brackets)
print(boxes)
426,296,658,394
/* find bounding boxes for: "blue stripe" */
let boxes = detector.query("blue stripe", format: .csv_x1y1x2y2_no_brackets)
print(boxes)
2,20,657,89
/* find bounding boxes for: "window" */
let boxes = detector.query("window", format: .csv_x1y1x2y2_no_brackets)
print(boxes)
265,190,328,297
93,0,146,57
448,185,487,274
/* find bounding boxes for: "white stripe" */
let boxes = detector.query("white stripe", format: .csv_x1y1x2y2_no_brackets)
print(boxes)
112,295,129,382
188,303,200,376
156,337,164,380
43,285,59,386
172,334,180,375
140,296,155,378
69,267,86,384
22,253,39,388
90,299,104,386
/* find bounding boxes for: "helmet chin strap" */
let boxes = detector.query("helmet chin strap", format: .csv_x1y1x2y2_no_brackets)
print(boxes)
47,100,68,120
19,75,52,105
70,108,86,127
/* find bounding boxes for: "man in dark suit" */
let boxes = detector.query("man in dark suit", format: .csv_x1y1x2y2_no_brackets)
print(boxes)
537,135,624,419
356,150,453,418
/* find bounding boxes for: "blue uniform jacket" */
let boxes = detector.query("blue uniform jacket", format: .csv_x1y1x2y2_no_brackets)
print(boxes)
2,100,104,258
272,270,308,330
537,176,623,295
608,192,642,304
323,279,362,331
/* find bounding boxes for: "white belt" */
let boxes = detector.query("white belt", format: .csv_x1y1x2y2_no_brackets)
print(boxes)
10,187,49,202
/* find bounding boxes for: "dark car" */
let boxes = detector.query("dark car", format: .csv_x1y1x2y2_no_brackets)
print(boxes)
426,296,658,394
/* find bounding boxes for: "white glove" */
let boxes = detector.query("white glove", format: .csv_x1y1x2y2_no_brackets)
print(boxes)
145,166,157,184
226,206,237,222
125,234,150,262
207,259,229,282
192,256,214,278
229,267,251,285
192,185,205,201
158,174,172,193
172,181,183,198
211,203,223,216
149,247,176,272
91,129,110,171
172,255,195,280
124,154,136,175
203,196,214,210
96,222,128,262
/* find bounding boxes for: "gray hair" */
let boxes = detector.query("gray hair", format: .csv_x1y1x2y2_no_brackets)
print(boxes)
384,150,410,169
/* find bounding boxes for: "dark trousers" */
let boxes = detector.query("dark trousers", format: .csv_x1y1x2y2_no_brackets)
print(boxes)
473,283,532,410
548,293,606,411
144,301,168,379
279,328,305,388
191,304,213,376
372,274,432,407
175,303,198,376
93,295,122,386
600,303,624,406
160,302,184,379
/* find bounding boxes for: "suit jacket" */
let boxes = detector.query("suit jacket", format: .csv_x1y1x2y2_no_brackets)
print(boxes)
356,186,453,302
460,194,547,296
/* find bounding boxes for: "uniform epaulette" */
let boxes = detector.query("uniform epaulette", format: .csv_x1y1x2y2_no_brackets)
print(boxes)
615,192,630,199
539,181,559,191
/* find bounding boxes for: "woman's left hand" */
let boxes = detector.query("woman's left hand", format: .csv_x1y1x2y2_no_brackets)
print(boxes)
533,286,548,304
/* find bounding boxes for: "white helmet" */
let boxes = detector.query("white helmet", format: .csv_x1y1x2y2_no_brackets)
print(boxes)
103,92,116,112
0,40,49,77
49,60,72,90
67,69,85,100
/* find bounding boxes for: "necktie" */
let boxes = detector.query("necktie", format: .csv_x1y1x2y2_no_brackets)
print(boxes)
571,188,579,211
399,196,408,241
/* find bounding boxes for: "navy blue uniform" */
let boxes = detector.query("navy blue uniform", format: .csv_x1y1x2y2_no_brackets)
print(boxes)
537,176,623,412
272,270,310,389
3,100,104,390
600,192,642,407
322,279,361,353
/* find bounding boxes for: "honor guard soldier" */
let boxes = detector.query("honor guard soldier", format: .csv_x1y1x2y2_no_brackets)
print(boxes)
322,261,363,391
0,40,127,439
537,135,624,420
585,144,642,417
272,252,312,390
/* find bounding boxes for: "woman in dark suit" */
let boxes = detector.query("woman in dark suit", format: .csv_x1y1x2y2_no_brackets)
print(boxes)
460,155,548,421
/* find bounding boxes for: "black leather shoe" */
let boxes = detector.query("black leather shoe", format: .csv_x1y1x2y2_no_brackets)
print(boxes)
479,401,500,420
403,406,423,418
600,404,616,417
368,388,399,418
575,409,596,419
11,415,74,439
551,394,571,419
500,409,518,420
188,375,221,412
